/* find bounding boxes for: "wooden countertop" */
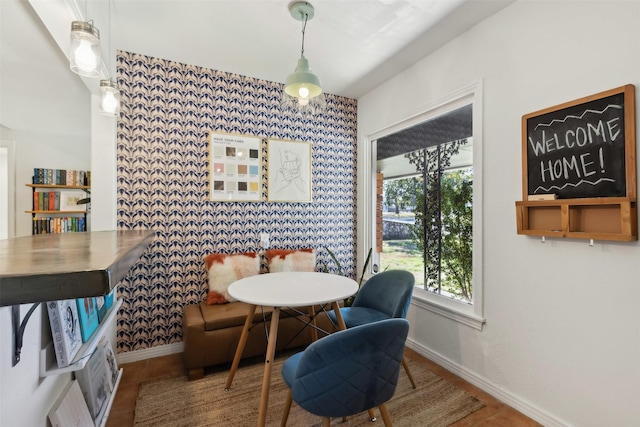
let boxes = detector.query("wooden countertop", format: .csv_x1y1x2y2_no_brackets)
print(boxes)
0,230,155,306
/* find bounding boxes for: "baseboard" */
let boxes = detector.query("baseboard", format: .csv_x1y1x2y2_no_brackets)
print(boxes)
405,339,568,427
116,342,184,365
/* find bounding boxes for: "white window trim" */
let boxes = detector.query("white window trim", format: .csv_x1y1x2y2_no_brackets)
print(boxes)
0,139,16,239
364,80,485,330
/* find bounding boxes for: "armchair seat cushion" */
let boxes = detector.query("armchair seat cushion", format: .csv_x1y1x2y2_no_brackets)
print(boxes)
330,307,390,328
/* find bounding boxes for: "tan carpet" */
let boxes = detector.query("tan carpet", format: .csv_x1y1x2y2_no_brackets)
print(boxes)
134,356,485,427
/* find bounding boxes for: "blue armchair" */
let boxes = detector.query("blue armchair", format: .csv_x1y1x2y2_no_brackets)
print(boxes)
327,269,417,388
281,318,410,426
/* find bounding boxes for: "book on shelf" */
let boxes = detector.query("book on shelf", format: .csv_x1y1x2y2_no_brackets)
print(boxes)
32,168,90,185
75,345,111,425
96,296,107,323
33,217,86,234
97,335,119,391
77,297,100,342
48,380,94,427
48,191,56,210
527,193,557,201
104,288,115,310
47,300,83,368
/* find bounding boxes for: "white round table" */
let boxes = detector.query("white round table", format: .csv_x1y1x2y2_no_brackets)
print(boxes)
225,271,358,427
228,271,358,307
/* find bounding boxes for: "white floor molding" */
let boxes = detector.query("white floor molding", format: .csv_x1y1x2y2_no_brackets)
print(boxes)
405,339,568,427
116,342,184,365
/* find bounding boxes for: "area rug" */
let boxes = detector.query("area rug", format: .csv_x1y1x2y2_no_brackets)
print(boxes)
134,356,485,427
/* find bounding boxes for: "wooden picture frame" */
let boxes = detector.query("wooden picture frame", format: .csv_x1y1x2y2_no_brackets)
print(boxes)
267,138,312,202
522,84,636,200
516,84,637,241
59,190,87,211
209,132,263,202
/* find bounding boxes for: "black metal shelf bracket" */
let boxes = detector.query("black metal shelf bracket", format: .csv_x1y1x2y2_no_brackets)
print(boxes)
12,303,41,366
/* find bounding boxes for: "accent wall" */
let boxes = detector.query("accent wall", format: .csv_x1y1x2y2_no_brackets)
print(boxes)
115,51,357,353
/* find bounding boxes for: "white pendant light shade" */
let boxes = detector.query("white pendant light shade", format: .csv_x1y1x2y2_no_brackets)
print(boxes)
70,21,101,77
99,79,121,115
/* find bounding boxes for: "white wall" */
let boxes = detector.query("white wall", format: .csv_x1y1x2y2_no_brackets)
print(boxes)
0,126,91,427
1,1,95,424
358,1,640,426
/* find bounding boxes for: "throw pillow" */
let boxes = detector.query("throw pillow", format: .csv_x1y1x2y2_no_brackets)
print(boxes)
204,252,260,304
266,248,316,273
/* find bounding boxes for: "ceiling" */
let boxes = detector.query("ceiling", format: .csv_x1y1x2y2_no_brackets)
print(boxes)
0,0,513,139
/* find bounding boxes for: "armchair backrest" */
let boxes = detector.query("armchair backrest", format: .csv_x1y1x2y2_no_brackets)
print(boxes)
288,318,410,418
352,269,415,318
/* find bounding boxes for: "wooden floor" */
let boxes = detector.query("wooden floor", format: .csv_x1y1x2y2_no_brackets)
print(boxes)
106,348,541,427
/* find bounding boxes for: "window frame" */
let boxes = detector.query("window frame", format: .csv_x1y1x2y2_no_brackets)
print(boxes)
363,81,485,330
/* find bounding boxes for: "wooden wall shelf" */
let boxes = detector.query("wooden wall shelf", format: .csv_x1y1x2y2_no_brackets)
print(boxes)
516,197,637,241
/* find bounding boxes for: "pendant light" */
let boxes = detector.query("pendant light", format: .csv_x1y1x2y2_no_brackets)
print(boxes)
99,79,120,115
70,20,101,77
280,1,326,115
99,0,120,116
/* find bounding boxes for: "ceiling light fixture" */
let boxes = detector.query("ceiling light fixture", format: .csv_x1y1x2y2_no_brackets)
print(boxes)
99,0,121,116
281,1,326,115
99,79,121,115
70,20,101,77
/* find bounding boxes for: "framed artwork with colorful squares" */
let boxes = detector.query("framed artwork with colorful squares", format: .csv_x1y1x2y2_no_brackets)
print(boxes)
209,132,262,202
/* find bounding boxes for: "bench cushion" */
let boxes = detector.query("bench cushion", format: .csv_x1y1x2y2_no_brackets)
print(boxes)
199,301,309,331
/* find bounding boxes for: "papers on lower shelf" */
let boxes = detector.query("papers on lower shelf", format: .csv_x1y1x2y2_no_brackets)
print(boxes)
75,344,111,426
48,380,94,427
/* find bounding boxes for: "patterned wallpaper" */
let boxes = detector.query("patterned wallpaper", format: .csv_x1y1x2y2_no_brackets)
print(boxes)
114,51,358,353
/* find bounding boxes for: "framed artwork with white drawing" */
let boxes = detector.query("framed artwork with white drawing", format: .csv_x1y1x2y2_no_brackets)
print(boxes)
267,138,312,202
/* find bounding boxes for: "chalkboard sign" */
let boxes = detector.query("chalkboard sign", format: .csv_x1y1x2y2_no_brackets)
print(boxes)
522,85,635,199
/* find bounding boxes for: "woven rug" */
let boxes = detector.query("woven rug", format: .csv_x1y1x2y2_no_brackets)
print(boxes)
134,356,485,427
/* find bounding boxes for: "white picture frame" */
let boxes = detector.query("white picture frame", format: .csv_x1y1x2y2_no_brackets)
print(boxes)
267,138,312,203
59,190,87,211
209,132,263,202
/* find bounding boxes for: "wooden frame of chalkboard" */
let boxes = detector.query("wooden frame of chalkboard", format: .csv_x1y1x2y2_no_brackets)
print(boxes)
516,84,637,241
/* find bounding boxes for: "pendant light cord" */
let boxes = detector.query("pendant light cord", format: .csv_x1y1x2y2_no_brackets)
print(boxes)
300,12,308,57
108,0,111,75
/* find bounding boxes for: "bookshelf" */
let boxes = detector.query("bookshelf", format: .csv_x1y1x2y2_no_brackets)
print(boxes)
1,229,153,427
40,299,123,377
26,183,90,234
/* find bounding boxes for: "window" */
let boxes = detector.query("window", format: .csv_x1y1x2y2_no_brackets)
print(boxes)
367,85,484,329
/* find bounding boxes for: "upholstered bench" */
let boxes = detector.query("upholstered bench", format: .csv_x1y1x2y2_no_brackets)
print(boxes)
182,248,335,380
183,300,333,380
